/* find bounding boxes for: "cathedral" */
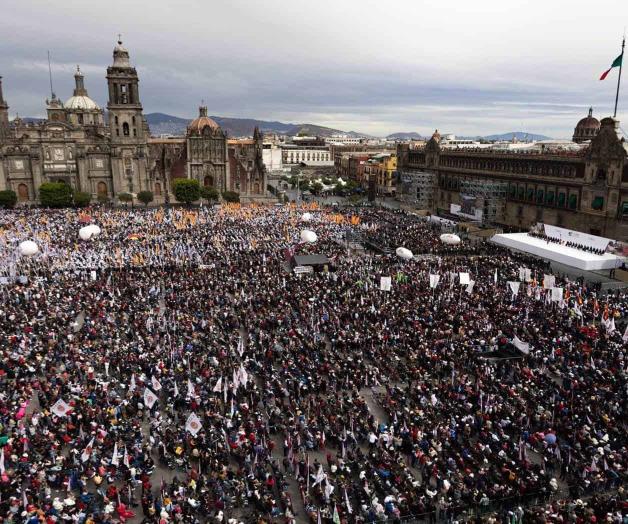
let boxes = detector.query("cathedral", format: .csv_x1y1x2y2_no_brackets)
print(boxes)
0,40,269,204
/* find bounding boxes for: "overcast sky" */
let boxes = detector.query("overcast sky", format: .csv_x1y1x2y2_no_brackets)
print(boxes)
2,0,628,137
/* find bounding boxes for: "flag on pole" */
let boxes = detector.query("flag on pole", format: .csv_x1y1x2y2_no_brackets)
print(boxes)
600,53,623,80
111,442,119,466
344,488,353,514
173,380,179,397
187,379,195,398
333,503,341,524
81,437,95,462
213,376,223,392
143,387,158,409
123,446,130,468
0,448,4,474
185,413,202,436
129,373,136,392
151,376,162,391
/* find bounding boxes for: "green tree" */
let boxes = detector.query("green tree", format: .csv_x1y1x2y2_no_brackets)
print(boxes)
39,182,73,208
200,186,219,202
221,190,240,203
118,192,134,207
173,179,200,205
137,190,154,207
0,190,17,209
310,181,324,195
73,191,92,208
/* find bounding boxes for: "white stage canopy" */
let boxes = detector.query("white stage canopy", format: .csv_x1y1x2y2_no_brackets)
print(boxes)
491,233,625,271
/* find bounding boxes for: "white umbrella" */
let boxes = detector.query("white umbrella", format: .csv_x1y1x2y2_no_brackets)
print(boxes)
300,230,317,243
19,240,39,256
440,233,461,245
395,247,413,260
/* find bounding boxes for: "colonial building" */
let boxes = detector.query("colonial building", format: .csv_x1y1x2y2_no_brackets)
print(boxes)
0,39,271,204
397,111,628,239
228,127,273,203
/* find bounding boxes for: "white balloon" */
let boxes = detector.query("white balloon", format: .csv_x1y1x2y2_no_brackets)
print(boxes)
300,230,317,243
396,247,413,260
79,226,94,241
440,233,461,245
87,224,101,236
19,240,39,256
301,212,312,222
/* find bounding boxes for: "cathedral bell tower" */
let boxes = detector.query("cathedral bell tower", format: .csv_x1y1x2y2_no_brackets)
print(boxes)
0,76,10,140
106,38,150,199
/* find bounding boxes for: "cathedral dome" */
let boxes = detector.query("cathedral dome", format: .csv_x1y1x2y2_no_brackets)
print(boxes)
188,106,221,136
572,107,600,143
65,95,100,110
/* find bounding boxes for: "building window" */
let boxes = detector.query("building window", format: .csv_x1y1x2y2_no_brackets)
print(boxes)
569,194,578,210
536,189,544,204
123,122,130,136
621,201,628,219
527,187,534,201
155,182,162,196
546,191,555,205
557,192,566,207
591,196,604,210
115,116,119,125
97,181,108,196
133,129,137,137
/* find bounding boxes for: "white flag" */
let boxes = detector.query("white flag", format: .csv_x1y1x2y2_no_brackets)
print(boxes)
185,413,202,436
459,272,470,285
81,437,95,463
237,336,244,356
213,376,223,393
173,381,179,397
466,280,475,294
551,287,563,302
232,369,240,390
512,335,530,355
111,442,119,466
51,399,72,418
123,446,130,468
129,373,136,392
187,379,195,398
0,448,4,474
623,323,628,343
143,388,158,409
104,361,110,376
429,274,440,289
508,281,520,295
380,276,391,291
312,464,326,486
151,376,162,391
238,364,248,388
344,488,352,514
494,268,498,284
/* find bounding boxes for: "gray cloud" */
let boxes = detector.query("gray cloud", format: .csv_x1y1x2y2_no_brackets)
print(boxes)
1,0,627,137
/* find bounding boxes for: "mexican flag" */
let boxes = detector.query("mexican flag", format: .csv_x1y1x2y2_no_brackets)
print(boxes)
600,54,622,80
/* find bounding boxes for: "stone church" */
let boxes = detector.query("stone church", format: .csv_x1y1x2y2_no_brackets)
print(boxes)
0,39,270,204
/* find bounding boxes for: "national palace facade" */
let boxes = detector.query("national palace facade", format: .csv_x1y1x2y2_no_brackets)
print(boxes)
397,115,628,239
0,40,269,204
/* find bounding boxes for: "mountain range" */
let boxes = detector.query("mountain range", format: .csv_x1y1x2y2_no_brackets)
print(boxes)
145,113,366,138
386,131,552,141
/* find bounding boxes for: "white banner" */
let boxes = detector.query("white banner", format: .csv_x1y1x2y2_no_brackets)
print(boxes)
551,287,563,302
512,335,530,355
380,276,392,291
459,272,470,285
429,274,440,289
543,274,555,289
466,280,475,294
508,281,521,295
185,413,202,436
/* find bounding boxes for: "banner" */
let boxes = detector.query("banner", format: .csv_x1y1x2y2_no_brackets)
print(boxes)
551,287,564,302
518,267,532,282
380,276,391,291
508,281,520,295
185,413,202,436
143,388,158,409
466,280,475,294
429,274,440,289
512,335,530,354
51,399,72,418
459,272,470,285
543,274,555,289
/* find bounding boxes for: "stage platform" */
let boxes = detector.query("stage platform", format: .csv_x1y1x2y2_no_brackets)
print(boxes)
491,233,625,271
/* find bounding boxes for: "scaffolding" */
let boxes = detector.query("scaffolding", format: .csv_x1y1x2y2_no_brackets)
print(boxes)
399,169,437,210
459,178,509,225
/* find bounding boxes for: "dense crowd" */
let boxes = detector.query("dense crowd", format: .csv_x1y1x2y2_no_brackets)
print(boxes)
0,204,625,524
527,232,607,256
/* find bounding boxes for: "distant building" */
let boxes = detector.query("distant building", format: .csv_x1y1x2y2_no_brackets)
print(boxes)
397,111,628,239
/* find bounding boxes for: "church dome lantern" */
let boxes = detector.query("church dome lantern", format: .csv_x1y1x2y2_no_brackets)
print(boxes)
64,66,100,111
187,105,221,136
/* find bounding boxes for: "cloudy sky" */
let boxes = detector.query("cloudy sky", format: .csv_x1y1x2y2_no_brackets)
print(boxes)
2,0,628,137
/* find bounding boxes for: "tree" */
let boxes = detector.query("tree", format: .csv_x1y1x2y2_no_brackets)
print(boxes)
310,181,324,195
118,192,133,207
137,190,154,207
0,190,17,209
221,190,240,203
73,191,92,208
200,186,219,202
173,179,200,205
39,182,73,208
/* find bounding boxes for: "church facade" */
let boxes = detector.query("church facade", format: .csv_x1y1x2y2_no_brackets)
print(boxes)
0,40,270,204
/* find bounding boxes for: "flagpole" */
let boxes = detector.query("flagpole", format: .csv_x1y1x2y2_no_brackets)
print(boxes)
614,36,625,118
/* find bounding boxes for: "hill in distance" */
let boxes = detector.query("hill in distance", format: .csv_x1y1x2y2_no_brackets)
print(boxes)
386,131,552,141
145,113,367,138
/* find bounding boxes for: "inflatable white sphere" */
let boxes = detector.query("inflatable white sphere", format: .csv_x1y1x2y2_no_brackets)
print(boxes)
87,224,101,236
300,230,317,243
440,233,461,245
19,240,39,256
79,226,94,241
395,247,414,260
301,212,313,222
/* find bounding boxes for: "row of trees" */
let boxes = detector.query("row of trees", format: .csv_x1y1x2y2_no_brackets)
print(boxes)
282,175,360,196
0,180,240,209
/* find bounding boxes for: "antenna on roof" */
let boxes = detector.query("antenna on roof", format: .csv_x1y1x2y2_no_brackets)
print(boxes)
47,50,55,98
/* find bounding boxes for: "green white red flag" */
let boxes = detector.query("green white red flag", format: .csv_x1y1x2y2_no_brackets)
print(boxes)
600,54,622,80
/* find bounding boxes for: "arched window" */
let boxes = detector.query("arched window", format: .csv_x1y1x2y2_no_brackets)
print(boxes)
17,184,29,202
154,182,162,196
132,116,136,125
253,182,260,194
97,181,108,196
204,176,214,187
123,122,130,136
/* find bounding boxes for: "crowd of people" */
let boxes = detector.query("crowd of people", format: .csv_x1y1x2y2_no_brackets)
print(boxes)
0,204,625,524
527,231,607,256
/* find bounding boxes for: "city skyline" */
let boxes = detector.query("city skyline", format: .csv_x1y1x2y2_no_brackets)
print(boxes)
2,0,628,138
